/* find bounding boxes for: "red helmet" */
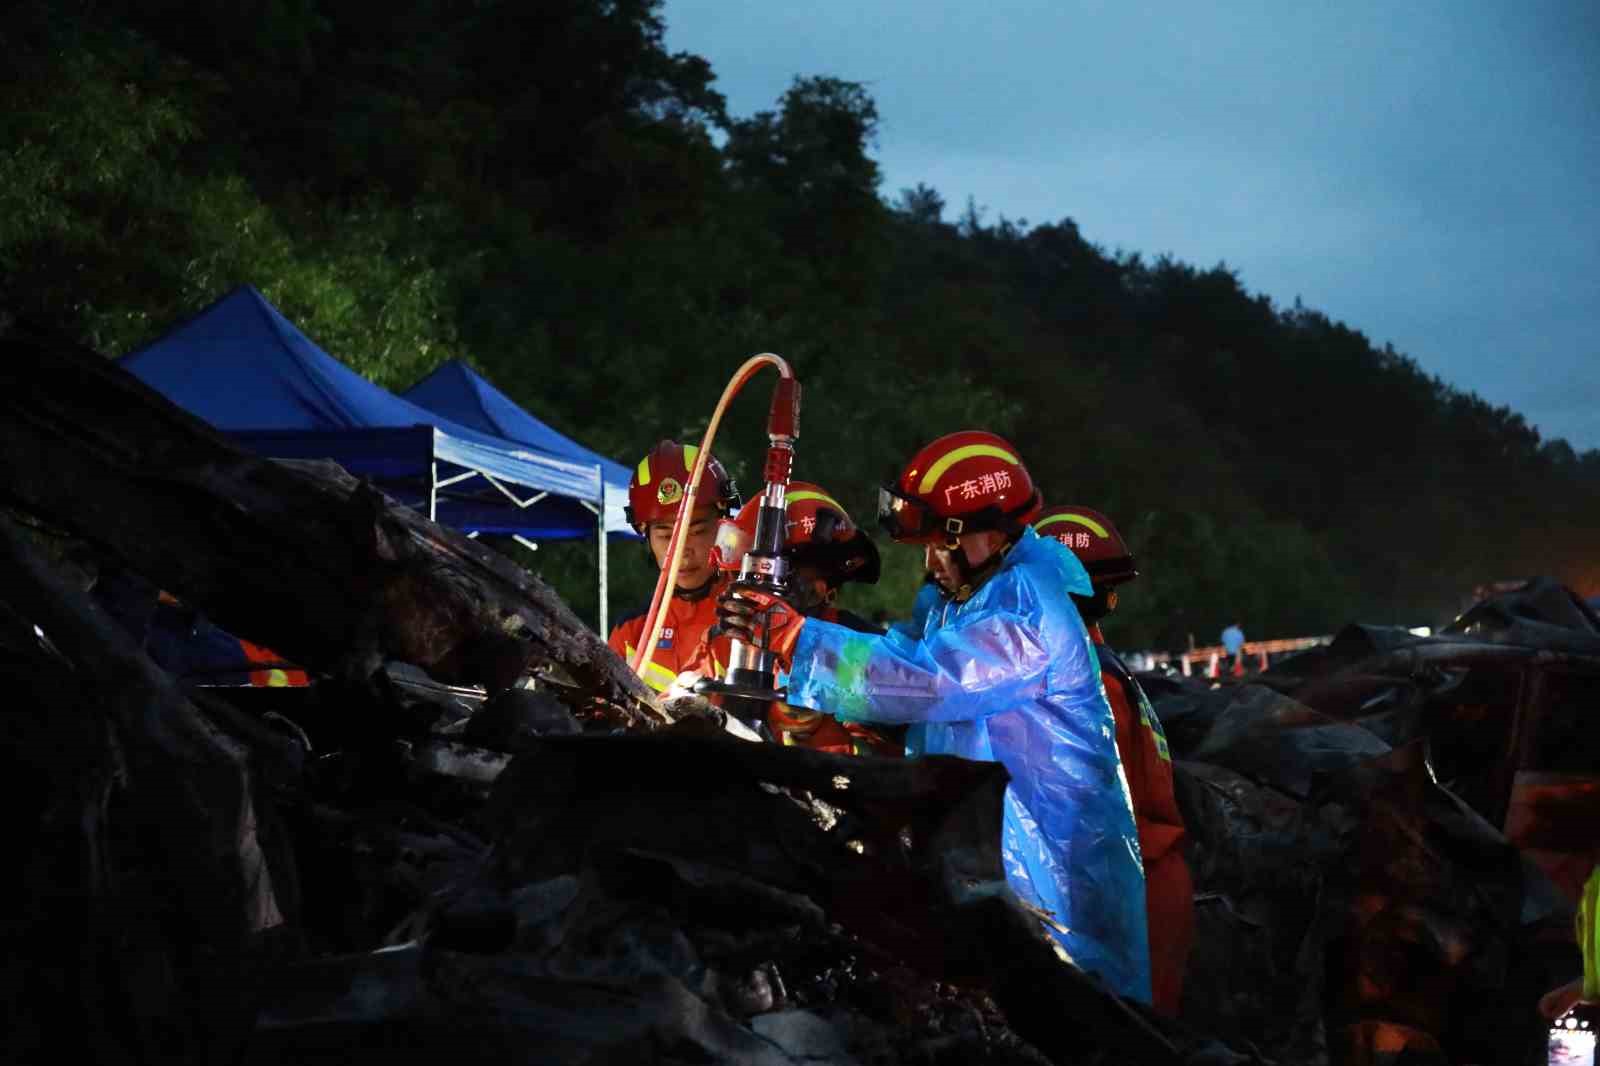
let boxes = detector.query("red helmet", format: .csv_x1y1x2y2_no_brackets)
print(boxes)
625,440,740,532
1034,505,1138,586
721,482,880,586
877,430,1041,546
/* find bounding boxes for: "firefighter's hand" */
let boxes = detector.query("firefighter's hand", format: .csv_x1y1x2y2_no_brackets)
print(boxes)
716,585,805,665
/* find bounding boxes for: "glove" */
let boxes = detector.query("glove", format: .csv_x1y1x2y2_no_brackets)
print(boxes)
716,584,806,667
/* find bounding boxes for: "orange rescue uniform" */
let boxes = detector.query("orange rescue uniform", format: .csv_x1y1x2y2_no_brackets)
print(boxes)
607,577,733,694
1091,623,1194,1016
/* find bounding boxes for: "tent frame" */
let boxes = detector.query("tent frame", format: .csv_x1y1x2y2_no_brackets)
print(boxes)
429,461,610,635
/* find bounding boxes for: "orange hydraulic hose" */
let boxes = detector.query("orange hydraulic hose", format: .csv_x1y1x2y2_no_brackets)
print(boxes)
629,354,794,694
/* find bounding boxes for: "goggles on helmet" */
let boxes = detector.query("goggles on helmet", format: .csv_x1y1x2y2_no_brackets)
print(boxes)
877,485,966,544
878,483,1045,547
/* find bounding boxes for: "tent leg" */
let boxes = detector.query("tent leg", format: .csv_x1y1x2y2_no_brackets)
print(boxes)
597,476,609,637
429,461,438,521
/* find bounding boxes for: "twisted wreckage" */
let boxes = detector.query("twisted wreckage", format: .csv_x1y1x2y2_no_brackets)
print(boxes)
3,322,1597,1065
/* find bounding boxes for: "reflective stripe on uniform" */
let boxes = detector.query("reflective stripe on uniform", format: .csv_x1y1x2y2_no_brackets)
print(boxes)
1100,641,1171,763
1139,695,1172,761
624,643,679,693
917,443,1018,494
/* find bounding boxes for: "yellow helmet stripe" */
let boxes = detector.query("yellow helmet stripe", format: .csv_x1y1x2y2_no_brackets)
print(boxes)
683,444,701,470
786,489,848,514
917,444,1019,495
1035,512,1109,538
636,456,651,485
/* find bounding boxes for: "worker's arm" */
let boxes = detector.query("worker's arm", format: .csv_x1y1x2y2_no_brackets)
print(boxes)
784,598,1053,725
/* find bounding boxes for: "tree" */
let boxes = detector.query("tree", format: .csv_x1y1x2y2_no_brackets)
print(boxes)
894,183,946,225
724,76,888,297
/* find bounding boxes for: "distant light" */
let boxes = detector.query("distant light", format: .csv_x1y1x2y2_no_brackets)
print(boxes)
1408,626,1432,637
33,625,44,639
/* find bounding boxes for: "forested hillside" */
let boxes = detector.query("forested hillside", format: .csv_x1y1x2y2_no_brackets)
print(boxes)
6,0,1596,648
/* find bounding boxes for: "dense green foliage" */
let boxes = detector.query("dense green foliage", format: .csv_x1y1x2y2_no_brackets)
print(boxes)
6,0,1597,649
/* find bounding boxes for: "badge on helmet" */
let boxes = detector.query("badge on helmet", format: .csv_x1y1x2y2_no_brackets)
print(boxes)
625,440,740,532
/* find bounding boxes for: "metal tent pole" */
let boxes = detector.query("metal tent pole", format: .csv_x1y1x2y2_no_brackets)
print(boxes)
597,469,609,637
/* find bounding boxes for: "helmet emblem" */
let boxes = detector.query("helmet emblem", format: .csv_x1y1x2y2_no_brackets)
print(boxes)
656,477,683,506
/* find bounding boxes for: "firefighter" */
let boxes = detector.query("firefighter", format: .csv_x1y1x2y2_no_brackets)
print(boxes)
606,440,741,695
718,431,1151,1002
722,481,882,628
719,482,899,754
1035,504,1193,1016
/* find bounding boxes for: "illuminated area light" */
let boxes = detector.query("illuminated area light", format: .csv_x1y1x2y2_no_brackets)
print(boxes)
1408,626,1432,636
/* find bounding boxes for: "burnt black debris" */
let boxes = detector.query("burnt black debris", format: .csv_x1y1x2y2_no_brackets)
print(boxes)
1156,577,1600,1064
5,318,1595,1064
0,322,1197,1066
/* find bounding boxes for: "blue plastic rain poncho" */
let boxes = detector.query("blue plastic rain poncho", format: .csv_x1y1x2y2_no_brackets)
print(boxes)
786,527,1151,1002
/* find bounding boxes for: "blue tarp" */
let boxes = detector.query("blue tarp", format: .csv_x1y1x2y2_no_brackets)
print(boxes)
403,360,633,538
118,286,621,540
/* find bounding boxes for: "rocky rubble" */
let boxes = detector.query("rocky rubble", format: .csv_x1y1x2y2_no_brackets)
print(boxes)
0,323,1199,1065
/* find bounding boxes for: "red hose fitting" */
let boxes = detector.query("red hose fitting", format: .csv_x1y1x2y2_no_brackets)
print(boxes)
763,443,794,486
767,378,801,441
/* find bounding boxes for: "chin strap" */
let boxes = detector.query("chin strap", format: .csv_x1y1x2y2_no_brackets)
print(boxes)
1070,586,1114,622
940,534,1019,603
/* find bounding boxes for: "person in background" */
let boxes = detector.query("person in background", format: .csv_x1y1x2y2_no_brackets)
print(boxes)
1220,619,1246,676
607,440,741,695
1035,504,1193,1016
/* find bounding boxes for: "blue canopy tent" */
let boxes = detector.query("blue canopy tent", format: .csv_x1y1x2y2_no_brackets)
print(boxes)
119,285,626,631
402,359,636,634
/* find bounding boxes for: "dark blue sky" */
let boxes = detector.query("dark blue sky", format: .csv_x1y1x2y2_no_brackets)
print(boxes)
664,1,1600,450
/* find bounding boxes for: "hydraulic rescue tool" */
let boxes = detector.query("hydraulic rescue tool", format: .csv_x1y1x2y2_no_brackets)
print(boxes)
628,355,799,732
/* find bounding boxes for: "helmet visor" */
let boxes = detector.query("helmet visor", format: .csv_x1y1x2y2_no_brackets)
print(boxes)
877,485,938,542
